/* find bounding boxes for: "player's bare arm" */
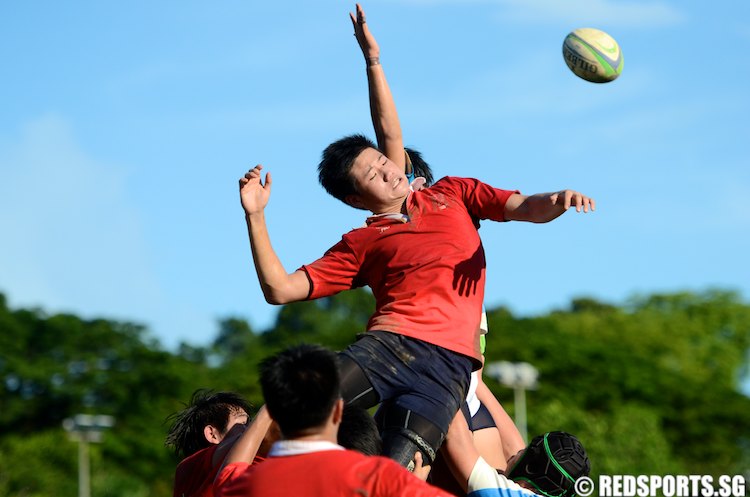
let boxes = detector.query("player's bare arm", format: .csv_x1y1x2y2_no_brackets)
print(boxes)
442,410,481,492
350,3,405,169
220,406,274,469
239,165,310,304
474,378,525,468
503,190,595,223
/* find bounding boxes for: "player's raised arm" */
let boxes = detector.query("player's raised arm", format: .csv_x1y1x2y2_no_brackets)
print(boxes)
221,406,274,467
350,3,405,169
503,190,596,223
239,165,310,304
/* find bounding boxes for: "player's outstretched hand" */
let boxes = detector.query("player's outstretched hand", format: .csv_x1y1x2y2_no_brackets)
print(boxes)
349,3,379,61
549,190,596,213
239,165,272,216
412,452,432,481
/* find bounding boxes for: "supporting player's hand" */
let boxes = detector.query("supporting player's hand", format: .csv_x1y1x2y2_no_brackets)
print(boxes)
549,190,595,213
349,3,379,61
412,452,432,481
239,165,272,216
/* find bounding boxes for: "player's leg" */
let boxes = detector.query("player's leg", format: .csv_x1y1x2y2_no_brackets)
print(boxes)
340,331,472,469
378,403,446,470
378,335,472,469
338,353,380,408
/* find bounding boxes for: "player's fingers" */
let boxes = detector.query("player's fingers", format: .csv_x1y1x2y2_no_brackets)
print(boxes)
413,452,426,471
581,195,592,213
246,164,263,177
264,172,272,190
570,192,584,212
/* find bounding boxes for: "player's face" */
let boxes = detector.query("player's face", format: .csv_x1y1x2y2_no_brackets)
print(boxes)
348,147,410,213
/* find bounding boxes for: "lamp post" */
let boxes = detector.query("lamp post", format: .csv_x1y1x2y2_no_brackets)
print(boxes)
62,414,115,497
485,361,538,442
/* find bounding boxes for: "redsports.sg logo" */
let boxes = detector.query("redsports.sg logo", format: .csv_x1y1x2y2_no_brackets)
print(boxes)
574,475,747,497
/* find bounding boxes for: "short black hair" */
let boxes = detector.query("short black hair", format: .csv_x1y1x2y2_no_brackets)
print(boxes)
318,134,379,207
507,431,591,497
338,405,382,456
165,389,251,459
259,344,341,437
404,147,434,186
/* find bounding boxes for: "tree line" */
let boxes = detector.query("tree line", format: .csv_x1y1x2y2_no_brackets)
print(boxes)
0,288,748,496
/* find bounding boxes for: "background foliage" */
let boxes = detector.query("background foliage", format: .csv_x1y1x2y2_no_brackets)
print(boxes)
0,289,748,496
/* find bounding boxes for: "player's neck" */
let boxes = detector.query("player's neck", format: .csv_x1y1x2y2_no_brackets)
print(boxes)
371,196,408,216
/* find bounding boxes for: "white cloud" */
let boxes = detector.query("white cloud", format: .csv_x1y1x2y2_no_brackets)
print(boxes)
0,115,206,346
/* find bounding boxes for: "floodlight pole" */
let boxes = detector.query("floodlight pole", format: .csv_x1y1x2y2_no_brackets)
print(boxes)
79,438,90,497
513,384,528,443
63,414,115,497
485,361,538,443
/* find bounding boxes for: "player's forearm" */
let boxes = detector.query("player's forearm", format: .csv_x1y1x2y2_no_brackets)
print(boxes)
225,406,273,466
245,213,304,304
510,193,568,223
367,62,405,168
443,411,481,492
505,190,594,223
476,380,525,459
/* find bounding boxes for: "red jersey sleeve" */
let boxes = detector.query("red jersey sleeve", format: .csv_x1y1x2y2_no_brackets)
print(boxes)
300,237,365,300
437,176,518,222
213,461,252,497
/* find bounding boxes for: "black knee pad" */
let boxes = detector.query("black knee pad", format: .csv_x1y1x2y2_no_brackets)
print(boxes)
382,427,437,471
379,405,445,470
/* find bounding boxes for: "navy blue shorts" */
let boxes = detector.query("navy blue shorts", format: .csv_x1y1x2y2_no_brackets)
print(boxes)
340,331,473,434
461,401,497,431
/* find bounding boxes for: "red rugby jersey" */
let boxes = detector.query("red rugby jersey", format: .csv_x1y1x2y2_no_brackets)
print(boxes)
302,176,516,364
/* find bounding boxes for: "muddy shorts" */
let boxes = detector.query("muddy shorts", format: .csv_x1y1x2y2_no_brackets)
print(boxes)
339,330,473,435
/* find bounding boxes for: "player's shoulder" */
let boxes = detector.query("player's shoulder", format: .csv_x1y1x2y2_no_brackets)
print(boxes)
426,176,484,193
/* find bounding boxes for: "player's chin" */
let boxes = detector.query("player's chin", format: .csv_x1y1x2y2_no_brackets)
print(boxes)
393,179,409,194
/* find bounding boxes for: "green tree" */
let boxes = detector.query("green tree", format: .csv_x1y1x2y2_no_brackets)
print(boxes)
484,290,750,476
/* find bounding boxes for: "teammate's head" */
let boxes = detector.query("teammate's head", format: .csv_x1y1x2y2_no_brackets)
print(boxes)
319,134,379,207
259,343,342,437
507,431,590,497
404,147,434,186
165,389,251,459
338,405,382,456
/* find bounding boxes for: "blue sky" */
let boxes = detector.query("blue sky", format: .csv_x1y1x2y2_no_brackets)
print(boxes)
1,0,748,352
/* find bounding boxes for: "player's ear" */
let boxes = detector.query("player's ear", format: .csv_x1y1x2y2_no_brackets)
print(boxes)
204,424,222,444
345,194,366,210
331,398,345,426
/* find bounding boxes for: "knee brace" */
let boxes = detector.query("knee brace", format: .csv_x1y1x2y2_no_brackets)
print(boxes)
382,427,437,471
379,405,445,470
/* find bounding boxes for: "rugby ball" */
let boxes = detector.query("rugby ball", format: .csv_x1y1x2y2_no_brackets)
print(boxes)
562,28,623,83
